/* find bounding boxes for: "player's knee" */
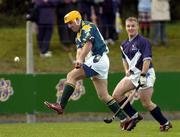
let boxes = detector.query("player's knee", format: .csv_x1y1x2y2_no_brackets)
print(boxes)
141,101,155,110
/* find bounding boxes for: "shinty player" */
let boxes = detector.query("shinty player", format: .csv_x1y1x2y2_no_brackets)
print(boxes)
44,10,129,124
112,17,172,131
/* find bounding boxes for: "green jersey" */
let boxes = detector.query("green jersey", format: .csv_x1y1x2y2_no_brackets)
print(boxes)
75,20,109,56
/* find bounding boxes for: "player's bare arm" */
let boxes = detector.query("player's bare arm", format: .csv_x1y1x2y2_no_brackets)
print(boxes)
122,59,130,76
76,48,81,61
75,41,92,68
141,59,151,74
77,40,92,62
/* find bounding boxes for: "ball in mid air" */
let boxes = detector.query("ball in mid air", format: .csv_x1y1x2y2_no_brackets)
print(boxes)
14,56,20,62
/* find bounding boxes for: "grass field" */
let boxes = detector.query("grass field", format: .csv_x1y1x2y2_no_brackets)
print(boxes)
0,121,179,137
0,22,180,73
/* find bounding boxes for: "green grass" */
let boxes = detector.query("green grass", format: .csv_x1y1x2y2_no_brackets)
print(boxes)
0,22,180,73
0,121,179,137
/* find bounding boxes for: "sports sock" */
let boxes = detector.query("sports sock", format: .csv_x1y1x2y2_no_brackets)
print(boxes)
119,97,137,118
107,99,127,121
59,83,75,109
150,106,168,125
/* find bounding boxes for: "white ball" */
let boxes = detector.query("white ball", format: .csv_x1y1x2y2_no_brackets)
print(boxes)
14,56,20,62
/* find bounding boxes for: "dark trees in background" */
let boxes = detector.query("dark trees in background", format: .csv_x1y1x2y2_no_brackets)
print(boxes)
0,0,179,20
0,0,30,15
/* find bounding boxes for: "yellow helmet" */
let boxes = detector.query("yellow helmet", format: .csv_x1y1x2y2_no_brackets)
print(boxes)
64,10,82,23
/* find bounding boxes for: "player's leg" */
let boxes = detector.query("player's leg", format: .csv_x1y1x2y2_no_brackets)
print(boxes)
60,68,86,107
112,77,142,131
44,68,86,114
139,88,172,131
113,78,139,119
92,77,127,122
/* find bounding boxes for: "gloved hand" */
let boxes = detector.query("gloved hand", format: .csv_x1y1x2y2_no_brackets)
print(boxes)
139,73,147,87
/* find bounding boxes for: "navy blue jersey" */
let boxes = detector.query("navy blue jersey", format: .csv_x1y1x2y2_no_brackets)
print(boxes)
75,20,108,56
120,35,153,71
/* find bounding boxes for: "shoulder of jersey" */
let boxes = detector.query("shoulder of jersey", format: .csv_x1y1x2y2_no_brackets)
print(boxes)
82,24,92,32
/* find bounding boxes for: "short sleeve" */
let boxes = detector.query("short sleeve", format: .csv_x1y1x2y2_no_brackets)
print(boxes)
141,39,152,61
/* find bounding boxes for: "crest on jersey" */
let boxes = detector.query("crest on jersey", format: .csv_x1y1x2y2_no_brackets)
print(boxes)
132,44,138,51
0,78,14,102
56,79,85,102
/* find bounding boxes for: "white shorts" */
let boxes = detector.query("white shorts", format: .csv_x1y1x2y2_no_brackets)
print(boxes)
127,68,156,90
84,53,109,79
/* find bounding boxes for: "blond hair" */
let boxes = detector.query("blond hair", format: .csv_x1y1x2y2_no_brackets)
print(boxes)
125,17,138,23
